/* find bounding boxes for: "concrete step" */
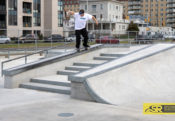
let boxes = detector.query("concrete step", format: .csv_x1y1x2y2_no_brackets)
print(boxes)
31,75,70,87
65,66,91,71
93,56,117,61
73,60,106,67
100,53,126,57
57,70,79,75
73,62,99,67
20,82,71,95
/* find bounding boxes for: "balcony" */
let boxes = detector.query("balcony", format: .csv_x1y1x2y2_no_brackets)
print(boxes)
0,5,6,14
0,21,6,28
23,2,32,14
23,16,32,27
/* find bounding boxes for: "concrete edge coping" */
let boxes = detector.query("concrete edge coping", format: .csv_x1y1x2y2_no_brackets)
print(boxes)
3,44,103,76
69,44,175,83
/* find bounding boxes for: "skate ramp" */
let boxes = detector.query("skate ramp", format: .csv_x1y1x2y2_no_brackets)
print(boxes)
71,44,175,105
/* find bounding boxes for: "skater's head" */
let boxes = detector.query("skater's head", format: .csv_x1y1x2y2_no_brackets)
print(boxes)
79,9,85,17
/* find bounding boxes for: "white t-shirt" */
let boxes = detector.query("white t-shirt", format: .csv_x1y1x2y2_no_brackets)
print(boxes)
74,13,93,30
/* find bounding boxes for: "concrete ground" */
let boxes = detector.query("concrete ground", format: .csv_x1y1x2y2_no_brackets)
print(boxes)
0,49,175,121
1,82,175,121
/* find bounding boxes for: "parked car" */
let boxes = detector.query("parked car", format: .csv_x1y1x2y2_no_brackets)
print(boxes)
19,34,39,43
65,35,76,42
96,36,119,44
45,34,64,42
135,35,153,44
164,35,175,39
152,34,164,40
88,34,95,42
0,36,11,44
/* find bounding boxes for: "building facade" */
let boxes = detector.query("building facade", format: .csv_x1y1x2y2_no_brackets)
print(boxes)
118,0,128,19
44,0,63,36
167,0,175,28
79,0,129,35
0,0,64,37
0,0,6,35
63,0,79,12
128,0,167,27
5,0,44,37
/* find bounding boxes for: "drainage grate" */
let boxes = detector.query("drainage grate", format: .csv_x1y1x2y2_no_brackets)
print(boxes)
58,113,74,117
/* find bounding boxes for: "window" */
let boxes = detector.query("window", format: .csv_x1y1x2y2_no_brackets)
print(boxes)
101,4,103,10
100,14,103,19
58,0,63,27
116,6,118,10
92,5,96,11
122,25,125,30
8,0,17,25
93,15,96,18
85,5,87,10
33,0,41,26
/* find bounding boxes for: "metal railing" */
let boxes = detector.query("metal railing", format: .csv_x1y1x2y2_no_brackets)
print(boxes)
1,28,175,77
1,44,71,77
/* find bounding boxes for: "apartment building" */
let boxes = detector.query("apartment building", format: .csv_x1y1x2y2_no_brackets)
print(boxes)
128,0,167,27
0,0,6,35
167,0,175,28
63,0,79,12
118,0,128,19
0,0,64,37
79,0,129,35
4,0,45,37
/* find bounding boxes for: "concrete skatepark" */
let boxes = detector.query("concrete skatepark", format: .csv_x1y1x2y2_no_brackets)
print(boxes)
1,44,175,120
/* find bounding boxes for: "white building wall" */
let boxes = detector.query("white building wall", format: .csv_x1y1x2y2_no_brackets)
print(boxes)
6,0,45,37
107,2,123,21
44,0,63,36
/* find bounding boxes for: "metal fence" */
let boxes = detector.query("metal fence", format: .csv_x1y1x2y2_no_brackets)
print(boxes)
1,28,175,76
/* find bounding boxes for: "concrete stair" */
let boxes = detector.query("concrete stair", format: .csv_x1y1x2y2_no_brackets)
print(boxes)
19,50,125,95
100,53,126,57
93,56,117,61
31,75,70,87
65,66,91,71
73,60,106,67
57,70,80,75
20,75,71,95
20,82,70,95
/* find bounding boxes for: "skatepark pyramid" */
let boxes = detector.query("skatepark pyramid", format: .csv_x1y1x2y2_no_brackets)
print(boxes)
4,44,175,105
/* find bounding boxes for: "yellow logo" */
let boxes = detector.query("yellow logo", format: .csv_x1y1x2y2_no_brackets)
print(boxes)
143,103,175,114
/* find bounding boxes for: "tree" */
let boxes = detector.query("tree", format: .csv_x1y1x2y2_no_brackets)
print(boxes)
127,21,139,32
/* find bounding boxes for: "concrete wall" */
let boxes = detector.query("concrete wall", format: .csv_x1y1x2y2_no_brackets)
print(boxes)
44,0,63,36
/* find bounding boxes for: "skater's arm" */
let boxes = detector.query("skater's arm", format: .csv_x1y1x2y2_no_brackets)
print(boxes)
64,9,75,16
92,16,98,26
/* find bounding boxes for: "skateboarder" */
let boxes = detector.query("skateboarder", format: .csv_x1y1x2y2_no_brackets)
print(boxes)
66,9,98,52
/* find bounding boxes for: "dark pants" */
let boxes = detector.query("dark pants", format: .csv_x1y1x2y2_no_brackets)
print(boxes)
75,28,89,49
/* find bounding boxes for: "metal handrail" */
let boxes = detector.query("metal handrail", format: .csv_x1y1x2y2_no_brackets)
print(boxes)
1,45,69,77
